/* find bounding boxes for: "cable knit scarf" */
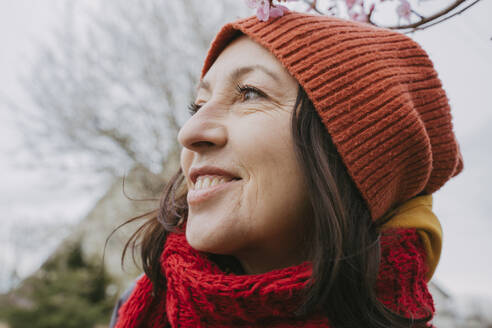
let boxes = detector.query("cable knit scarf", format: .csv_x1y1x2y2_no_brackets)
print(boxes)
115,226,435,328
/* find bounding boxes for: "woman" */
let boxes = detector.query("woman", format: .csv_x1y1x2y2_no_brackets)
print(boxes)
110,10,463,328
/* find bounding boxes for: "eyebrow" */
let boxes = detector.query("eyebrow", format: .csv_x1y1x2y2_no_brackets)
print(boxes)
196,64,281,93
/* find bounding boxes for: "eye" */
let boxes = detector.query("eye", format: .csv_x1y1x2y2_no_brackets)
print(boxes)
187,83,267,116
234,82,266,102
187,102,201,116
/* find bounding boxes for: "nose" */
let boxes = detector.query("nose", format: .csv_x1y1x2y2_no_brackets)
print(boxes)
177,110,227,152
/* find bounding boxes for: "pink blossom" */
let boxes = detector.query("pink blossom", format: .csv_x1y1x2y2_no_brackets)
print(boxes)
345,0,357,10
348,10,368,22
396,0,412,22
245,0,291,21
246,0,271,21
270,5,289,18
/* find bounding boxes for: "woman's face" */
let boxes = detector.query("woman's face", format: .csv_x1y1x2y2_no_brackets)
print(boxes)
178,35,312,274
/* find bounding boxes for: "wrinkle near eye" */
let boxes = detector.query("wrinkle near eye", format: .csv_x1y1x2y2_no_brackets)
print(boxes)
194,83,293,115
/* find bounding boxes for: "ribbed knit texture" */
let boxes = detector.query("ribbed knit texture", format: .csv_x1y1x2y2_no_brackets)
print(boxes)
201,11,464,221
114,228,434,327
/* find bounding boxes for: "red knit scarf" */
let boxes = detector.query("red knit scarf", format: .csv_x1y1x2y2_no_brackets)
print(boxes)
115,228,434,327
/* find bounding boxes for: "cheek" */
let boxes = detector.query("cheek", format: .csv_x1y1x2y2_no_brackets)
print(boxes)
238,116,305,223
180,149,193,174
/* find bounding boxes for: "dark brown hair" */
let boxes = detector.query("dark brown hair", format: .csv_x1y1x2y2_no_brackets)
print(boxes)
110,84,431,327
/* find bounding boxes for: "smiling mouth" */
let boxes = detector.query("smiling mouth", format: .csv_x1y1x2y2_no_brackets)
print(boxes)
187,177,242,205
192,175,241,190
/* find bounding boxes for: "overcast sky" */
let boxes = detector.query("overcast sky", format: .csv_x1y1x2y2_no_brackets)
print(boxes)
0,0,491,299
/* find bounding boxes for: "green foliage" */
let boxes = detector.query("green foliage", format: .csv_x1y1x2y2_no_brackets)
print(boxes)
67,243,85,269
0,241,117,328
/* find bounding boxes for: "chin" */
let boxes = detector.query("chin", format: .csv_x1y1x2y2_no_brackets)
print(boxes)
185,222,218,253
184,222,239,256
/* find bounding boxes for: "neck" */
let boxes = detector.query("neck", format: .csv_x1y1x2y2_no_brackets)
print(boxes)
233,241,309,275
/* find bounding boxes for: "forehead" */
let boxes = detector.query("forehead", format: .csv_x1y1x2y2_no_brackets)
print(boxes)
197,35,291,93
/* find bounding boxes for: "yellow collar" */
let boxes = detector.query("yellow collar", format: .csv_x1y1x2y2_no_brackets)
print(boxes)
381,194,442,281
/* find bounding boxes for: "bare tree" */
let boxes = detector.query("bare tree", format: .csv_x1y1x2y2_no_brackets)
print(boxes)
11,0,247,178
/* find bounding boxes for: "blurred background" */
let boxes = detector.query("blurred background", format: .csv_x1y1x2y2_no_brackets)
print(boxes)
0,0,490,327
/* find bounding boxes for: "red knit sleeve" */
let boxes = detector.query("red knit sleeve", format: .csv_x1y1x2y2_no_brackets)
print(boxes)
376,228,435,322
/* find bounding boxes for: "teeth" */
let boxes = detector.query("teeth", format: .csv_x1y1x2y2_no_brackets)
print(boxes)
195,179,203,190
193,175,234,190
210,177,219,187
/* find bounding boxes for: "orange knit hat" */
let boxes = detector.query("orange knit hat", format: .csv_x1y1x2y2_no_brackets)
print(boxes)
200,11,464,221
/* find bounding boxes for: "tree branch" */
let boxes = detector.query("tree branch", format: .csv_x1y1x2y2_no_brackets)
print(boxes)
369,0,482,32
299,0,482,33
